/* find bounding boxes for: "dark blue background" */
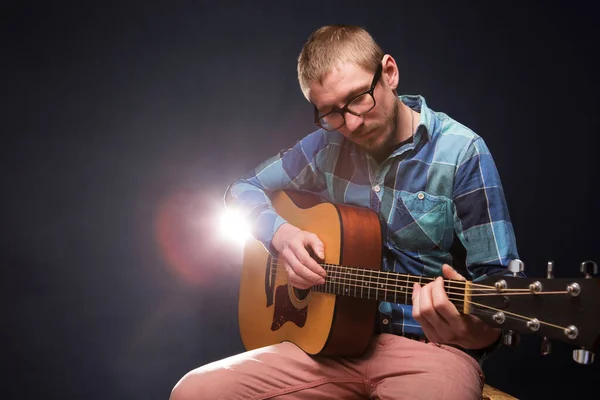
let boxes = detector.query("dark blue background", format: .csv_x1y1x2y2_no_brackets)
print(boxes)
3,1,598,399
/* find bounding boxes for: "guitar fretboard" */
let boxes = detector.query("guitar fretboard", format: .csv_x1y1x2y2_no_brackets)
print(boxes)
311,264,467,311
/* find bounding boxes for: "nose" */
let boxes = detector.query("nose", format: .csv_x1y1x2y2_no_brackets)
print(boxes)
344,112,364,132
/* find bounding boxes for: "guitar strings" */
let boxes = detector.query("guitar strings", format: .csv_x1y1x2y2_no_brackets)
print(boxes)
269,260,568,295
268,262,575,332
272,264,527,300
277,264,569,298
467,302,569,331
320,262,521,291
270,257,524,291
320,267,570,296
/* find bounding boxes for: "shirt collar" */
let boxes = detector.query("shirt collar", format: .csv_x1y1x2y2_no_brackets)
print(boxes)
399,94,434,145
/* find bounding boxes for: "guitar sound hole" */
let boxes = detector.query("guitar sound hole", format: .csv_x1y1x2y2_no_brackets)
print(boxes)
293,288,310,300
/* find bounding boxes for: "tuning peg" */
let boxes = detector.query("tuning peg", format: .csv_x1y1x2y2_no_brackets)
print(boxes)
501,261,524,349
541,337,551,355
573,349,595,365
538,261,555,352
503,330,520,347
546,261,554,279
580,260,598,279
508,259,524,276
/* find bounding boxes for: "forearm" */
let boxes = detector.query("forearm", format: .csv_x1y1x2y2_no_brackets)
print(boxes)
224,133,328,253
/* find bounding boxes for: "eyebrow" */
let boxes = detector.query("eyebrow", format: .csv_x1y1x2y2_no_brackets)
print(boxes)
343,84,371,102
316,84,371,114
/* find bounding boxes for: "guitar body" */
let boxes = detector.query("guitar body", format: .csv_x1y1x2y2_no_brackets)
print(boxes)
238,190,382,356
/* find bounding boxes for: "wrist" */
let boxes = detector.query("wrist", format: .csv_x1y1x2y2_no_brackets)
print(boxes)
272,223,299,252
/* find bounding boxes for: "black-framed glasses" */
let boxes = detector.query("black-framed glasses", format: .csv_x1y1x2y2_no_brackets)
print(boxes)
314,62,383,131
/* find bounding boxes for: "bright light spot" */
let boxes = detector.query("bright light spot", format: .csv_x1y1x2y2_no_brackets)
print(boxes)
219,208,251,244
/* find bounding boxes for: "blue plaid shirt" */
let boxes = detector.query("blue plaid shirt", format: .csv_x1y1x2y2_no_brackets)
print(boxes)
225,94,519,337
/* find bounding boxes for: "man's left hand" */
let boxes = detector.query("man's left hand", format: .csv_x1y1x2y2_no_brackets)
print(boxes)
412,264,501,349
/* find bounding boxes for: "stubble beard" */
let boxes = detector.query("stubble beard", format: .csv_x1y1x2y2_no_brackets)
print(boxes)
365,102,399,153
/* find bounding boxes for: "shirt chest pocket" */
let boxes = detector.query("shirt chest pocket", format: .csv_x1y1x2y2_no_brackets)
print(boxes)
389,191,449,252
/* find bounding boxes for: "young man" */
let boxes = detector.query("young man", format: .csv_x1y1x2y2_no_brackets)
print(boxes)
171,24,519,400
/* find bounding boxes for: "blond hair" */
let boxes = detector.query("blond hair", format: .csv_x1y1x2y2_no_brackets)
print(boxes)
297,24,384,100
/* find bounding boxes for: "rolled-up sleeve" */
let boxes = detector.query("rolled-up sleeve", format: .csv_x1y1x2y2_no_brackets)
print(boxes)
224,130,329,253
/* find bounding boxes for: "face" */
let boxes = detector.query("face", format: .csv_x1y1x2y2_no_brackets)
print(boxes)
308,59,399,153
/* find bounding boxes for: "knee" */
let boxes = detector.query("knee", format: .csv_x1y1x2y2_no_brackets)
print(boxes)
169,370,210,400
169,374,191,400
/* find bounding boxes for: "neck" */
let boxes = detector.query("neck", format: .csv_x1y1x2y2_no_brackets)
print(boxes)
368,102,416,163
396,101,415,144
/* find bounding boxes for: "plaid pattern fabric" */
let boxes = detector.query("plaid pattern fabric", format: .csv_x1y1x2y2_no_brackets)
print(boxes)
225,95,520,336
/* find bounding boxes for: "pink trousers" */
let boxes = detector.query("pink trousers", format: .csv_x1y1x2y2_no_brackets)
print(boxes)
170,334,485,400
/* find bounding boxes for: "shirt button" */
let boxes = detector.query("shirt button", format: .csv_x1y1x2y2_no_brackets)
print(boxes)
417,192,425,200
373,185,381,193
382,318,389,325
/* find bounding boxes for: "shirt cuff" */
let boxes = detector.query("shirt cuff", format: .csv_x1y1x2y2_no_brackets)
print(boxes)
252,209,288,255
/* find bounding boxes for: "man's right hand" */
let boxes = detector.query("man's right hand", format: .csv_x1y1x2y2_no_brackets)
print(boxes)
271,223,326,289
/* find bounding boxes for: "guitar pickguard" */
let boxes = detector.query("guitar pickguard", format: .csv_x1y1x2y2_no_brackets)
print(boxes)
271,284,308,330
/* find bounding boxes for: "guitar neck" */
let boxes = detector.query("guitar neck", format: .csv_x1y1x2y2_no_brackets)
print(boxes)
312,263,469,312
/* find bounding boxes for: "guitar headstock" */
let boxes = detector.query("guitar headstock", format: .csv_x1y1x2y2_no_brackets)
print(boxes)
472,259,600,365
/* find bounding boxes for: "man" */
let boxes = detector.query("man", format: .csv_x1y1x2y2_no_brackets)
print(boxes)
171,24,519,400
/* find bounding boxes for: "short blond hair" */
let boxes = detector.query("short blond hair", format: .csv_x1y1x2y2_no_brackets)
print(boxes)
297,24,384,100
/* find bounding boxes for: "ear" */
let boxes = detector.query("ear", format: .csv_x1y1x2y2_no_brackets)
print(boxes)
381,54,399,91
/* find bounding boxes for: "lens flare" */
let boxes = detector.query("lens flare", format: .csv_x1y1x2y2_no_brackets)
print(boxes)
219,208,251,244
154,189,247,286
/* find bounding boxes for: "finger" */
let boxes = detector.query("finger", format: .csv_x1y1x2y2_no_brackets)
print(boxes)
300,234,327,278
290,241,326,280
296,248,327,279
285,265,312,289
418,277,449,329
416,278,435,319
412,282,421,317
442,264,465,281
280,248,316,287
413,282,442,343
418,314,442,343
431,277,460,325
287,247,325,284
305,233,325,261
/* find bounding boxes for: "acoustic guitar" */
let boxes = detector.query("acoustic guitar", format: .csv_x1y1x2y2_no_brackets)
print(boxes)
238,190,600,363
